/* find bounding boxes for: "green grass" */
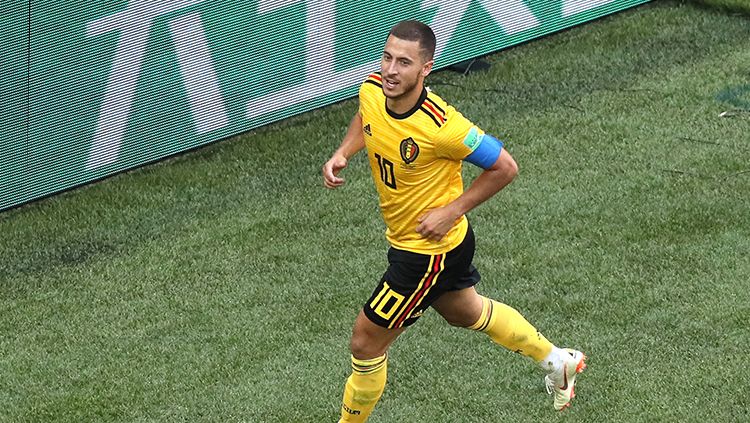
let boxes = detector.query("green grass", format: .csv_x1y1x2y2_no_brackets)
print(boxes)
2,1,750,421
693,0,750,14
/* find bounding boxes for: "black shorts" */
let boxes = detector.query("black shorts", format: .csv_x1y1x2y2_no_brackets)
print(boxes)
363,225,481,329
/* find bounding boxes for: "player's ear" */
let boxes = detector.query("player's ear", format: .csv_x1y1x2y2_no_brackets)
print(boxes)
422,59,434,78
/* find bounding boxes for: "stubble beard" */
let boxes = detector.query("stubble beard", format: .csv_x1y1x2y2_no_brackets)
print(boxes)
382,75,420,103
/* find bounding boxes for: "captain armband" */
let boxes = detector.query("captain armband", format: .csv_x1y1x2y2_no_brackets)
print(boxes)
462,127,504,170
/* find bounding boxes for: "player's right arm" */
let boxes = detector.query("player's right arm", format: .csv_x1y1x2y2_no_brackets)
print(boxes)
322,112,365,189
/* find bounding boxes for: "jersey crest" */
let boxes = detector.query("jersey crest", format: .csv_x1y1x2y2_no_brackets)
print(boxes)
399,137,420,164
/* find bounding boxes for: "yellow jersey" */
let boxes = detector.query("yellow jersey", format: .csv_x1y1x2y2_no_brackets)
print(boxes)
359,72,483,255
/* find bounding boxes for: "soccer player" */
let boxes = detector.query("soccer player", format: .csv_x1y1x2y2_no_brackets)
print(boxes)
322,20,586,422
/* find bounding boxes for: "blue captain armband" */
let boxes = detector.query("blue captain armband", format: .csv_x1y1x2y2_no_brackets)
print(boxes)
463,129,503,169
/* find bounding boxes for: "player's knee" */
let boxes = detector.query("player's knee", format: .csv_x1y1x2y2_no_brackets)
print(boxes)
441,313,475,328
436,304,481,328
349,326,389,358
349,331,382,358
349,333,366,357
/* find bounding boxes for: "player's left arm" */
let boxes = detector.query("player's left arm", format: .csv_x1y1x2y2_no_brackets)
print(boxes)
417,135,517,241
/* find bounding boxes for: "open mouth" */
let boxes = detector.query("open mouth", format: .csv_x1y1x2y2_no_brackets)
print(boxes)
383,77,399,90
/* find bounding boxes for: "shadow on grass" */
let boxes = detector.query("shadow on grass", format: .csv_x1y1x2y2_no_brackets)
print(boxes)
690,0,750,18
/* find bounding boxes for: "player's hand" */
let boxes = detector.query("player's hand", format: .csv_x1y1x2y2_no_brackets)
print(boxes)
416,206,462,241
323,155,348,189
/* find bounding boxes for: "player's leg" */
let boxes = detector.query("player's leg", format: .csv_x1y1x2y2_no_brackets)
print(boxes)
429,285,482,327
431,225,586,410
340,311,404,423
432,287,554,360
350,309,405,359
432,287,586,410
427,226,555,361
339,246,438,422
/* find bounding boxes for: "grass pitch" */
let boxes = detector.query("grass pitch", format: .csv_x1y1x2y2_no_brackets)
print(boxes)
1,1,749,421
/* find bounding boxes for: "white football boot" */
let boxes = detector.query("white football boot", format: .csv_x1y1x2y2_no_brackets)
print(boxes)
544,348,587,410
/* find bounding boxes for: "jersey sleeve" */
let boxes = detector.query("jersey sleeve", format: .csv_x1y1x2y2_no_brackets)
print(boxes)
434,105,485,161
358,73,382,118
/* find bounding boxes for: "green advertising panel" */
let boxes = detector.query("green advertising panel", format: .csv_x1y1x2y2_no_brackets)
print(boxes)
0,1,28,209
3,0,651,211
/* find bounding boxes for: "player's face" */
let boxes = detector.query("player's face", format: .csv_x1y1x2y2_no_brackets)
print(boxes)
380,35,433,101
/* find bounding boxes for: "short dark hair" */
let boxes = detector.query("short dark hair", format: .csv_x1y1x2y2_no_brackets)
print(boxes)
388,20,436,61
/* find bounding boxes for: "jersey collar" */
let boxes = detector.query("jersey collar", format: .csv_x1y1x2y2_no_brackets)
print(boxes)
385,87,428,120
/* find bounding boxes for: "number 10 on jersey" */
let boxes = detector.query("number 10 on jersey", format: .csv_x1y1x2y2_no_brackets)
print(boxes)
374,153,397,189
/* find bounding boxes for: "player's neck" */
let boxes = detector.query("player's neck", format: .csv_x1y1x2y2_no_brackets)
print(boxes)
386,84,425,115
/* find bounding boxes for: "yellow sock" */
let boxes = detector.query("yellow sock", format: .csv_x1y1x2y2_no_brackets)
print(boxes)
468,296,553,362
339,354,387,422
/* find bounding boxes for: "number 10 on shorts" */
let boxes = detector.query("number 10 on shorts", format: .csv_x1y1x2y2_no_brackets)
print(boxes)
369,281,405,320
